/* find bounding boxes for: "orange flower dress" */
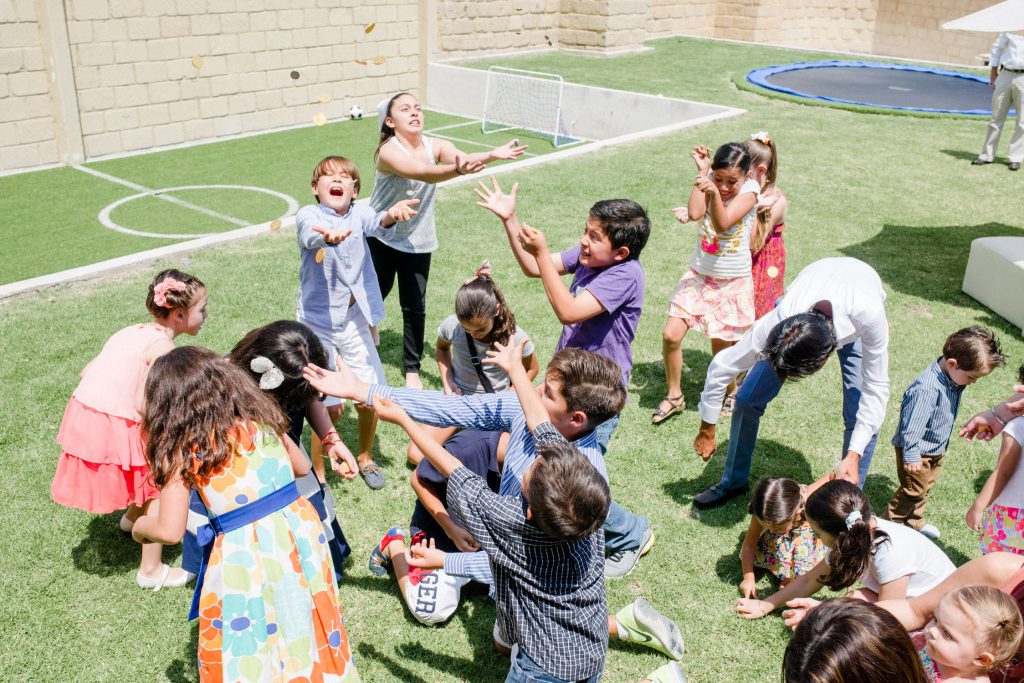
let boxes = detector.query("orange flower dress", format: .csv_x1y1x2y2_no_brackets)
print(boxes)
193,422,358,683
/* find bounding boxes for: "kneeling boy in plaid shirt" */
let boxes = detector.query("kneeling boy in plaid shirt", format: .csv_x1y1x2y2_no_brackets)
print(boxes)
372,341,611,682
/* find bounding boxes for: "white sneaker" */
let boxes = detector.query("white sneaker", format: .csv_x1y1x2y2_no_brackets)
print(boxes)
919,523,941,540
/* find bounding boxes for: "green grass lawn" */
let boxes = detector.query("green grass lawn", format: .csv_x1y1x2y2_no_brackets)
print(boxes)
2,35,1024,682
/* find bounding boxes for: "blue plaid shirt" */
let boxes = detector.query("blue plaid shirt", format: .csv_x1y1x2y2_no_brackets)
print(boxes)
365,385,605,584
891,358,965,464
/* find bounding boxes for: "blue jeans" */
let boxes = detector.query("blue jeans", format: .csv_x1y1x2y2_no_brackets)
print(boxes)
716,340,879,492
592,414,649,554
505,646,603,683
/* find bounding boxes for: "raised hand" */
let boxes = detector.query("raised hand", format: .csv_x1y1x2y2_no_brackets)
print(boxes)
517,224,548,256
455,153,486,176
672,206,691,223
302,361,360,401
474,176,519,221
691,144,711,172
483,338,529,374
695,175,717,196
492,138,528,160
387,198,421,222
312,225,352,245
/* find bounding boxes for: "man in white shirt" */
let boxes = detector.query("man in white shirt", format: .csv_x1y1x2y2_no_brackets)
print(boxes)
692,257,890,509
972,32,1024,171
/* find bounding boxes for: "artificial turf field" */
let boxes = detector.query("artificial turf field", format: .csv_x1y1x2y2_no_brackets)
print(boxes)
2,35,1024,682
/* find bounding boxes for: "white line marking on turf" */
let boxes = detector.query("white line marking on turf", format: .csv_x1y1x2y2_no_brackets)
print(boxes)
96,185,300,239
75,166,250,228
422,121,481,133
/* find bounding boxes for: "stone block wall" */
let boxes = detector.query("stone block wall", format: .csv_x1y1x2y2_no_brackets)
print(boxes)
63,0,419,159
0,0,60,170
432,0,560,57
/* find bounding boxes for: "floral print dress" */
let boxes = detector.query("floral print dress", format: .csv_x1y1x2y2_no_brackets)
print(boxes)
193,422,358,683
753,520,826,582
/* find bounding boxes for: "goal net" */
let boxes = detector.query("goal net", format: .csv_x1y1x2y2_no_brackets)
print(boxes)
481,67,575,147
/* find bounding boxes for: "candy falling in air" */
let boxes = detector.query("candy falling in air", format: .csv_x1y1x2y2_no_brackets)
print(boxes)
313,112,327,126
270,220,282,232
364,22,376,33
315,248,325,264
290,70,300,80
406,190,415,196
372,55,386,65
319,94,332,104
355,59,368,66
191,55,204,69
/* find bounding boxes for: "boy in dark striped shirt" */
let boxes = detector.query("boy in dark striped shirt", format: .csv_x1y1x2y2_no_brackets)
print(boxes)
886,327,1005,539
371,341,613,682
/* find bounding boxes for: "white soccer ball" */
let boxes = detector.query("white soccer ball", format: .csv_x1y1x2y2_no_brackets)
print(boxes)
348,105,364,120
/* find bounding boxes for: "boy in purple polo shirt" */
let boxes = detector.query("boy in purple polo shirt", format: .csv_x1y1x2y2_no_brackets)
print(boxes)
476,177,653,578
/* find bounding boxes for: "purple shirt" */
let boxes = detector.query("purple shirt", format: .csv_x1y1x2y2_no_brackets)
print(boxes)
556,246,644,387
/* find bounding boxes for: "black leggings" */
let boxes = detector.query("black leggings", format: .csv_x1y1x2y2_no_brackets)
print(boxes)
368,237,432,373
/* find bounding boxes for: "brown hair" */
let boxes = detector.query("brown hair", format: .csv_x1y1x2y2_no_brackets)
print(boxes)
804,479,888,591
456,273,516,346
749,477,803,525
311,155,361,198
943,326,1006,373
228,321,329,413
544,348,627,430
525,441,610,541
143,346,289,488
374,92,415,161
944,586,1023,672
783,599,928,683
746,135,780,254
145,269,205,319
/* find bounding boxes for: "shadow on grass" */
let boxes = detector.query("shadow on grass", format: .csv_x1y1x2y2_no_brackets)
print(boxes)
165,622,199,683
975,468,993,495
632,350,713,413
71,513,180,577
663,439,814,527
863,472,897,513
840,222,1024,330
940,148,982,163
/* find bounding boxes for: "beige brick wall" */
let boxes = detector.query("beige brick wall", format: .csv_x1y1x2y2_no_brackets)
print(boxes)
433,0,560,58
0,0,61,170
63,0,420,159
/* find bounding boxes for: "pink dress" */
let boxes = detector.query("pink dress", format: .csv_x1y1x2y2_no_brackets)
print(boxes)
751,223,786,319
51,324,168,513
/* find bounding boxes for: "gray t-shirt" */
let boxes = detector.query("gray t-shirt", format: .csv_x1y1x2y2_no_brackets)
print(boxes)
437,314,534,394
368,137,438,253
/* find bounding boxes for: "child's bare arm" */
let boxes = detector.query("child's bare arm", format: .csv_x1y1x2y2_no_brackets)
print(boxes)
968,433,1022,530
707,190,757,232
374,397,462,477
475,178,565,279
131,477,190,545
434,338,458,394
484,339,548,431
410,470,480,552
739,517,763,598
687,180,706,222
521,226,606,325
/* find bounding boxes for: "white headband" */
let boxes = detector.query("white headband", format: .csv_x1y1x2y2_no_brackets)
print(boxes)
250,356,284,391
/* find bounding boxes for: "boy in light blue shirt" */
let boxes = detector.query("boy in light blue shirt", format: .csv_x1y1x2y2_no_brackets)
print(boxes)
296,154,418,490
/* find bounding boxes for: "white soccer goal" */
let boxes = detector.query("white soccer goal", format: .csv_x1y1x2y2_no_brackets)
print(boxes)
481,66,576,147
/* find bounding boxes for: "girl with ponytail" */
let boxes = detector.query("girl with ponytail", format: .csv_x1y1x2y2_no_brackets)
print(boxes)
735,479,956,620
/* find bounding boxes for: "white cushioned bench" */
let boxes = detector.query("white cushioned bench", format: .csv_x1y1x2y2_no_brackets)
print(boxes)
962,236,1024,333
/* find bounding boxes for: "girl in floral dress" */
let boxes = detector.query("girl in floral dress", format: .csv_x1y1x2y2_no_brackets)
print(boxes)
967,368,1024,556
738,477,827,598
132,346,358,682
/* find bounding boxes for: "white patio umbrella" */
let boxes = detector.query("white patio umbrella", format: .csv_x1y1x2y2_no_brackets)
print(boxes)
942,0,1024,32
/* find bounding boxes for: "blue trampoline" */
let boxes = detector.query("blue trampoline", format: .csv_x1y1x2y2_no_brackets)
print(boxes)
747,60,1008,116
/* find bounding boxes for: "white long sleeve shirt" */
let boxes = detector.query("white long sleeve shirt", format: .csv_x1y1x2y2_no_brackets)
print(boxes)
991,33,1024,70
698,257,890,455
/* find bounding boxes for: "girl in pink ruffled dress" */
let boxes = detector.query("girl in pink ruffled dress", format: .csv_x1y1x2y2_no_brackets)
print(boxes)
52,269,207,590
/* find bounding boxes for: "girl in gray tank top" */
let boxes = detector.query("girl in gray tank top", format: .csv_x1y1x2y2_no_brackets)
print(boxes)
367,92,526,387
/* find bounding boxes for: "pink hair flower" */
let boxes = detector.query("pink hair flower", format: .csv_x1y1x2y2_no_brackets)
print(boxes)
153,278,187,308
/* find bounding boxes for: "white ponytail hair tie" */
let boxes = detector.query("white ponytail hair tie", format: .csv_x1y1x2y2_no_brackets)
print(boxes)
844,510,863,529
250,356,285,390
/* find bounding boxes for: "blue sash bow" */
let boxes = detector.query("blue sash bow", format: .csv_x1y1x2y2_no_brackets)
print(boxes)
188,480,300,620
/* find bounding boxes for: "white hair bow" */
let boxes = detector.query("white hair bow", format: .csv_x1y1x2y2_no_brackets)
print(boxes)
250,356,285,390
844,510,863,529
750,131,771,144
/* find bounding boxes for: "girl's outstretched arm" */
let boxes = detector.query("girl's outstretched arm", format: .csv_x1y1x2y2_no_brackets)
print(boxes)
374,397,462,477
484,339,547,431
377,139,481,183
739,517,764,598
736,559,828,619
131,477,190,545
438,138,527,166
967,432,1023,531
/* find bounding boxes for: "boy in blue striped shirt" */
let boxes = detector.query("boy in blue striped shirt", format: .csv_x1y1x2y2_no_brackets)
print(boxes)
886,327,1005,539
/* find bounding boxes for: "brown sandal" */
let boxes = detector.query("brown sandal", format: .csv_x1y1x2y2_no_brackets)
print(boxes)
652,394,686,424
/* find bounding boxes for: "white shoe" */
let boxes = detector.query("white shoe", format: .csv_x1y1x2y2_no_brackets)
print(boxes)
136,564,195,591
919,524,941,540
